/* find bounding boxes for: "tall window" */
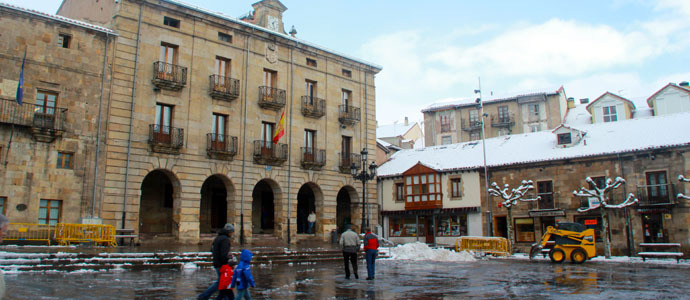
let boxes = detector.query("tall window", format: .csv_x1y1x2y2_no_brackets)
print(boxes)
263,69,277,88
469,131,480,141
57,152,73,169
498,106,509,122
155,103,173,132
342,89,352,107
160,43,178,66
342,136,352,165
261,122,275,145
215,57,231,78
36,91,57,115
469,110,479,125
39,199,62,225
440,114,451,132
537,181,554,209
441,136,452,145
405,173,442,204
529,103,540,118
603,106,617,122
57,34,71,48
304,130,315,152
305,80,316,104
212,114,226,141
395,183,405,202
451,178,462,198
646,171,668,204
0,197,6,215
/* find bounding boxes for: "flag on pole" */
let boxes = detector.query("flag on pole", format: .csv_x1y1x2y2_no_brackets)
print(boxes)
272,110,285,144
16,49,26,105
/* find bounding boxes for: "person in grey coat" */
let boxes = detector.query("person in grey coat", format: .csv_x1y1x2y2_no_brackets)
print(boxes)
338,224,359,279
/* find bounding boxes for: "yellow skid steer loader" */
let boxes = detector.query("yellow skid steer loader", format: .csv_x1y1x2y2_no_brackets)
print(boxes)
529,223,595,264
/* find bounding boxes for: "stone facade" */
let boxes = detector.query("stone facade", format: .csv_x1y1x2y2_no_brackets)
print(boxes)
0,4,113,224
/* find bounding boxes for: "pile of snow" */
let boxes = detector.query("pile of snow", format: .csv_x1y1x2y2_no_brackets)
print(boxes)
386,242,476,262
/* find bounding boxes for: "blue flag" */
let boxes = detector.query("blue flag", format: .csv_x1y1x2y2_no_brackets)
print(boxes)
16,50,26,106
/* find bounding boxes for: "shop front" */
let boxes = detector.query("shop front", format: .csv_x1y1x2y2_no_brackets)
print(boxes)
382,207,480,246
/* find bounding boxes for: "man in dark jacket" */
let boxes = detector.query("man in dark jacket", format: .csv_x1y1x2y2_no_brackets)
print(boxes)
339,224,359,279
363,227,380,280
198,223,235,300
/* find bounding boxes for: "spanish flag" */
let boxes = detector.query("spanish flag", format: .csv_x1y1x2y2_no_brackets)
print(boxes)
272,110,285,144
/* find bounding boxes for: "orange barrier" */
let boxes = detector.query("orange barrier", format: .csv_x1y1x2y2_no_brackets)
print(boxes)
456,236,510,256
53,223,117,247
4,223,52,245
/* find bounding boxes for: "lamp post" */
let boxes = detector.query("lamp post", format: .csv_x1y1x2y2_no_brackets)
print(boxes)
475,77,492,237
351,148,378,234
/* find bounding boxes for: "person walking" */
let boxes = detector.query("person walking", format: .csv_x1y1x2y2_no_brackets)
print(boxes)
338,224,359,279
231,249,256,300
363,227,381,280
198,223,235,300
0,214,9,299
307,211,316,234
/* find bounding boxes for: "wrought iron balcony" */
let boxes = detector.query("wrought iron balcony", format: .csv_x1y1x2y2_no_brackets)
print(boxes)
206,133,238,160
338,105,360,125
253,140,287,165
461,119,482,131
300,147,326,170
338,153,361,174
490,113,515,127
440,123,451,133
301,96,325,118
258,86,286,110
209,75,240,101
152,61,187,91
636,184,677,207
0,97,66,142
148,124,184,154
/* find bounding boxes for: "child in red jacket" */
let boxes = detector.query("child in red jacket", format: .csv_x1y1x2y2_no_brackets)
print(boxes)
217,263,234,300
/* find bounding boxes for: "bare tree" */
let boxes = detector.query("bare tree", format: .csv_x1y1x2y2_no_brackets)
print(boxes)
678,175,689,200
573,177,638,258
488,180,540,253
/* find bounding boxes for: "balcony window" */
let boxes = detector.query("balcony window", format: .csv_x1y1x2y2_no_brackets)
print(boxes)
154,103,173,143
469,110,479,125
537,181,554,209
498,106,509,123
211,113,227,149
405,172,442,208
305,80,316,104
529,103,540,118
263,69,277,88
645,171,668,204
342,89,351,107
39,199,62,226
57,152,73,169
603,106,618,122
304,129,315,153
215,56,231,78
36,91,57,116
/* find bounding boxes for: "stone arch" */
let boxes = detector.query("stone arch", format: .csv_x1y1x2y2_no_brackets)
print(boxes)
296,182,324,234
251,178,281,234
336,185,359,233
199,174,236,234
138,169,182,235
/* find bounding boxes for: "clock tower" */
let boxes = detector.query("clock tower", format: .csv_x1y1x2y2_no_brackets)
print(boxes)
240,0,288,33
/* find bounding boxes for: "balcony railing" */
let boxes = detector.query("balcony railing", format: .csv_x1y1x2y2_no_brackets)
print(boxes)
490,113,515,127
253,140,287,165
148,124,184,154
300,147,326,170
206,133,238,159
0,97,66,142
338,153,361,173
440,123,451,133
636,184,677,206
209,75,240,101
301,96,325,118
258,86,286,110
338,105,360,125
461,119,482,131
152,61,187,91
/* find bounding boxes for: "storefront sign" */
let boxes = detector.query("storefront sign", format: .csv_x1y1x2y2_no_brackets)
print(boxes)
584,219,597,225
528,209,565,217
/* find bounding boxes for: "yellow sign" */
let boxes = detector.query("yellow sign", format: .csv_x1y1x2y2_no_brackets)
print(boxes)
664,214,672,220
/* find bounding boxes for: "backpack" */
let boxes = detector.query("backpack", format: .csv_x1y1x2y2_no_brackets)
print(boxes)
218,264,234,290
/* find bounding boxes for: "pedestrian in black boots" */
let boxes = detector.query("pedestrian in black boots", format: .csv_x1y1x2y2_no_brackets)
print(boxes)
198,223,235,300
339,224,359,279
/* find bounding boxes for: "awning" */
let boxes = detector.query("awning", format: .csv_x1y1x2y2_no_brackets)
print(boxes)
381,207,480,216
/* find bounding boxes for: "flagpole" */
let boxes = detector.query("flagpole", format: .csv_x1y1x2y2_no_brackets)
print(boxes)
7,48,27,166
3,124,13,166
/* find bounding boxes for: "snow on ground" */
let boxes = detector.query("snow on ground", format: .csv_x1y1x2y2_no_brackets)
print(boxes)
508,252,689,266
384,242,476,262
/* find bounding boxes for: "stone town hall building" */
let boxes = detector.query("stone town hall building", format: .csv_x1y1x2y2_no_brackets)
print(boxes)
0,0,381,244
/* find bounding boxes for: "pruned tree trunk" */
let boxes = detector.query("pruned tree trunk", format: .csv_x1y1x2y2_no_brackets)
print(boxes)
506,207,513,253
601,208,611,258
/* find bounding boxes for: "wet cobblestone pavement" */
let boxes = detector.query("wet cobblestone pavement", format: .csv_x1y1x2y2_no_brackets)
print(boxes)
5,257,688,299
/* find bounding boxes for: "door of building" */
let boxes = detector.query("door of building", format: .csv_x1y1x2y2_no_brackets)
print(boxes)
642,213,667,243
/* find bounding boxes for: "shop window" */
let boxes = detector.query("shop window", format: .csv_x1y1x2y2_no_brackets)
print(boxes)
39,199,62,226
574,215,602,241
389,217,425,237
514,217,535,242
436,215,467,237
450,178,462,198
395,183,404,202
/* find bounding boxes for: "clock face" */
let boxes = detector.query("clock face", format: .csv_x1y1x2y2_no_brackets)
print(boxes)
267,16,279,31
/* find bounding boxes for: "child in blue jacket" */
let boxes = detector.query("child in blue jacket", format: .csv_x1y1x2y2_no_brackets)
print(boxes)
230,249,255,300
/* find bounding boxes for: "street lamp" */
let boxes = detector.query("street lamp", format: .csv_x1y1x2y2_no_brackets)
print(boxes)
351,148,377,234
475,77,492,237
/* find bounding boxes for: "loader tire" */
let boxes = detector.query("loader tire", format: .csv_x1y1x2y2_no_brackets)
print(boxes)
571,248,587,264
549,248,565,263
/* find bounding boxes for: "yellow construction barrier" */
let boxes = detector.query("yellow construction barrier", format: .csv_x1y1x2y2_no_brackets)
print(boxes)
53,223,117,247
456,236,510,256
4,223,52,245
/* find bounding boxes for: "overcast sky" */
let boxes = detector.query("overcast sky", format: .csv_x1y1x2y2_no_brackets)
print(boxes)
6,0,690,126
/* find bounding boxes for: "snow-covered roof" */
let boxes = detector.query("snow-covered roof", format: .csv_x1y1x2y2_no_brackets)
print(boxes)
563,103,591,126
161,0,381,71
422,87,563,113
378,112,690,178
586,92,636,113
377,139,401,151
646,83,690,106
0,2,116,35
377,123,415,138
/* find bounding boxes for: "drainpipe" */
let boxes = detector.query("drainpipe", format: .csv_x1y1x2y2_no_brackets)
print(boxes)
92,32,110,218
286,46,294,245
122,4,143,230
239,28,254,245
618,153,634,256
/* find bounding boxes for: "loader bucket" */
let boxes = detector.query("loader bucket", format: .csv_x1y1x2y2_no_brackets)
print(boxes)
529,243,543,260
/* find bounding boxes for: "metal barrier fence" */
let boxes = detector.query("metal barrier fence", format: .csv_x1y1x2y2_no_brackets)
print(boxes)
53,223,117,247
4,223,52,245
456,236,510,256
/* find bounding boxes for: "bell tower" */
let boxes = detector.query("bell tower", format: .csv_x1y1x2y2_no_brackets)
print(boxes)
241,0,288,33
